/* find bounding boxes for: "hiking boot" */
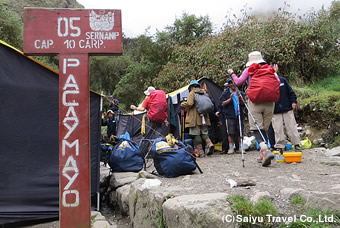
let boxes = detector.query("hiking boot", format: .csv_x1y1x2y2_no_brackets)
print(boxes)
195,144,205,157
227,148,235,155
206,143,214,156
220,150,227,154
294,145,302,152
261,149,274,167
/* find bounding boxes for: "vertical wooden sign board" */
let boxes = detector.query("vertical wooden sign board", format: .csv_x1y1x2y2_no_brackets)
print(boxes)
23,8,122,227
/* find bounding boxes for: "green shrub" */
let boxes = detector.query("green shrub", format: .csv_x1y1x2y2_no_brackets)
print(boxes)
228,194,279,227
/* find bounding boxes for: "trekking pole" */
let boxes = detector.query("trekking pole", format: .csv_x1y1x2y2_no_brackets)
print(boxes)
192,157,203,174
229,76,268,144
181,108,185,142
236,93,245,167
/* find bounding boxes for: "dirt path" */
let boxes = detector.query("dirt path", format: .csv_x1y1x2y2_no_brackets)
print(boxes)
141,148,340,215
23,147,340,227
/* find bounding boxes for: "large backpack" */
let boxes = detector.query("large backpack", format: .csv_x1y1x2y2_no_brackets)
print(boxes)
194,93,214,115
151,138,196,178
147,90,168,122
247,63,280,103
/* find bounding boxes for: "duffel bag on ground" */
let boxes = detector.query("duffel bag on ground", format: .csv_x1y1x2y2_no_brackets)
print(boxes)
109,138,143,172
151,138,196,178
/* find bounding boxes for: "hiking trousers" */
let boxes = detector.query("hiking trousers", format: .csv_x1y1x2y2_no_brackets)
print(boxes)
272,110,300,149
248,100,275,131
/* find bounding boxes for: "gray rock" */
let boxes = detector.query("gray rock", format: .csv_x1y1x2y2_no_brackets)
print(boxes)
250,191,271,203
116,185,131,216
325,147,340,157
305,128,312,136
109,190,118,206
92,220,114,228
162,193,236,228
313,138,323,145
138,170,157,179
236,178,256,187
291,174,301,180
300,190,340,211
280,188,304,199
280,188,340,211
91,211,116,228
100,164,111,183
110,172,139,189
182,175,191,181
128,178,168,228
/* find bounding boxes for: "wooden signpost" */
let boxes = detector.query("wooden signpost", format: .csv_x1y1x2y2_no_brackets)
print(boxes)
23,8,122,227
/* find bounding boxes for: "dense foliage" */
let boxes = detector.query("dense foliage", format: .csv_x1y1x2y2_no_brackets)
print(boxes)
0,1,339,110
157,12,213,46
154,2,340,92
0,1,23,50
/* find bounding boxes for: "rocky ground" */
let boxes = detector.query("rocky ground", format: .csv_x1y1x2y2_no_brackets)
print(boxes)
22,146,340,228
100,146,340,227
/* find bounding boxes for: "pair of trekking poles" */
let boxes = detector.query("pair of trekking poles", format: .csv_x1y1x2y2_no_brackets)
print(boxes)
229,76,270,168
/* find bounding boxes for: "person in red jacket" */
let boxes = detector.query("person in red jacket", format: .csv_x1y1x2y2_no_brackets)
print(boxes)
130,86,156,112
130,86,169,138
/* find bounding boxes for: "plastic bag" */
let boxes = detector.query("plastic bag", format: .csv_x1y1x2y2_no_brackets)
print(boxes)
243,136,255,150
300,137,312,149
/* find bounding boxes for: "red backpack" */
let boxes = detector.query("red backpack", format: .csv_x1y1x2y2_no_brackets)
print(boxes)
247,63,280,103
147,90,168,122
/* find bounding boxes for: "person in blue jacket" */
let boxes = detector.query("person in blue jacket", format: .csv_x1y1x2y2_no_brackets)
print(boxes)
102,109,117,141
217,79,245,154
271,65,301,152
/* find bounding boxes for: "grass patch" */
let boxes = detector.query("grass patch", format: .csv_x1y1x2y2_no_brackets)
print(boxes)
294,75,340,119
288,208,340,228
228,194,278,227
308,75,340,92
154,204,165,228
167,193,174,198
288,194,340,227
91,214,97,225
300,91,340,116
291,194,306,211
132,193,138,201
295,75,340,93
321,162,340,167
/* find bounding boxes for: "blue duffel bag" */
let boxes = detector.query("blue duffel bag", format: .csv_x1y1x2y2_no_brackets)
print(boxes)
109,136,143,172
151,138,196,178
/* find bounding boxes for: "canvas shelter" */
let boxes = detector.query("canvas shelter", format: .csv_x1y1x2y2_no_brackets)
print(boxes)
116,77,224,143
0,41,101,225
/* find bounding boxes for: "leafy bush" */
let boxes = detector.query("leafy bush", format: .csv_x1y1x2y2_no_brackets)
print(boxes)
155,2,340,92
0,3,23,50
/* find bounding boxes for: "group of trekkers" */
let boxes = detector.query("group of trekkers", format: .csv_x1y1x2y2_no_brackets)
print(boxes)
102,50,301,167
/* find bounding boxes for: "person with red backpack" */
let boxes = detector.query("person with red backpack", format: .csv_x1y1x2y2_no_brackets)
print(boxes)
130,86,169,139
227,51,280,167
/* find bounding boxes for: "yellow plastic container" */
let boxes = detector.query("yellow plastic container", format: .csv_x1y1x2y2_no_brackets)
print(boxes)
214,143,222,152
283,152,302,163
